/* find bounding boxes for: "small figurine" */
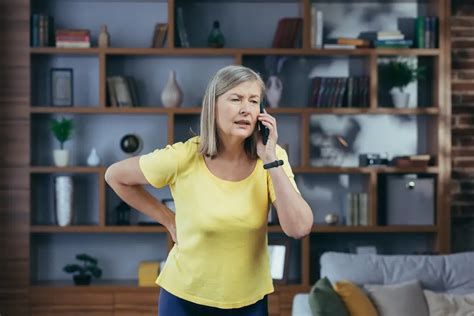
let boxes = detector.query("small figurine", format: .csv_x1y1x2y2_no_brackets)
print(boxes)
207,20,225,48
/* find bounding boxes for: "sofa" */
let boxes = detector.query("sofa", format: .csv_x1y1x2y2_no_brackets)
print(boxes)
292,251,474,316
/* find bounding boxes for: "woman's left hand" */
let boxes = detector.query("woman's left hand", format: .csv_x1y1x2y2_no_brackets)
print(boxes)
256,110,278,163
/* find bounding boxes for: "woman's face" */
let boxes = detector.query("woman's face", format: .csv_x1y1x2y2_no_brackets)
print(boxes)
215,80,262,141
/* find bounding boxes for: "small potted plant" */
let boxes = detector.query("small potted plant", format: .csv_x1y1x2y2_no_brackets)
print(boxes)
63,253,102,286
381,58,425,108
50,117,74,166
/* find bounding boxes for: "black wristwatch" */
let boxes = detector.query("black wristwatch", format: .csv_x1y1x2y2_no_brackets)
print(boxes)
263,159,284,169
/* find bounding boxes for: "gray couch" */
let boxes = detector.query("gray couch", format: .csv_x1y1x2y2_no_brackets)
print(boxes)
292,251,474,316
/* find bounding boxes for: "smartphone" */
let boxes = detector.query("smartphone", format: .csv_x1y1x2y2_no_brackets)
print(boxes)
258,101,269,145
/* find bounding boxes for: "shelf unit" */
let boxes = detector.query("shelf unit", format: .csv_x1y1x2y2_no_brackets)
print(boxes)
26,0,451,314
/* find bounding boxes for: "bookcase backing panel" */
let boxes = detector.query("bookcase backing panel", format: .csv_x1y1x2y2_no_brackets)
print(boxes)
176,1,302,48
32,0,168,48
31,55,99,106
106,56,234,107
309,114,433,167
296,173,370,225
243,55,370,108
30,233,169,284
31,173,100,225
31,113,168,166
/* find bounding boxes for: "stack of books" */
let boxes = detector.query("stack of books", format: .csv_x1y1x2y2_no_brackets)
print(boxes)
272,18,303,48
415,16,438,48
55,29,91,48
324,37,371,50
107,76,139,107
346,192,369,226
31,14,55,47
374,31,413,48
310,76,370,108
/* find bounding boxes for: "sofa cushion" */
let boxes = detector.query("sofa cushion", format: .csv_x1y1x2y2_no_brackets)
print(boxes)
424,290,474,316
333,280,378,316
364,280,429,316
308,277,349,316
320,252,474,293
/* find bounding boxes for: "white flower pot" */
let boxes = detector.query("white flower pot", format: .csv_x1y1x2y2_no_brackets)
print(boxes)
53,149,70,167
390,89,410,108
55,176,74,227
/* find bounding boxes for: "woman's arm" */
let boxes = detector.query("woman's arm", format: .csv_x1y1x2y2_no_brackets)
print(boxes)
266,164,313,239
104,157,177,243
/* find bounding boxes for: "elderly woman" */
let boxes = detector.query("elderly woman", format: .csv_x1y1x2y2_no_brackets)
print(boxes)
105,65,313,316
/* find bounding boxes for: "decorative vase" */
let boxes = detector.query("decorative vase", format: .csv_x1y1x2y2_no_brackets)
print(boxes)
73,274,91,286
161,70,183,108
390,88,410,108
207,20,225,48
265,75,283,108
87,147,101,166
98,25,110,48
53,149,69,167
55,176,74,227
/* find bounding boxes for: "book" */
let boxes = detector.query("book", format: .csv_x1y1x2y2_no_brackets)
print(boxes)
323,44,356,49
176,7,189,48
416,16,425,48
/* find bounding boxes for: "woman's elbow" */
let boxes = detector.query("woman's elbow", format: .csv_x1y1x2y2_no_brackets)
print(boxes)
104,163,118,186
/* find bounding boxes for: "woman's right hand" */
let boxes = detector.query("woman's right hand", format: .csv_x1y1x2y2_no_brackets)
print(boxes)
164,213,177,245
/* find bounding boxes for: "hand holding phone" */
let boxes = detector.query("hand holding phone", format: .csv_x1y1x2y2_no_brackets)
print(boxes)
258,101,269,145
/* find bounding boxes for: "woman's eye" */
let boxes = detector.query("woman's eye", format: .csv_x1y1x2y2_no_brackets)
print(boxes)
231,98,240,102
251,100,259,104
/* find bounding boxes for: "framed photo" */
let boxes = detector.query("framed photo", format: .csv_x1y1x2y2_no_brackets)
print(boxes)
50,68,73,106
162,198,175,213
268,239,291,284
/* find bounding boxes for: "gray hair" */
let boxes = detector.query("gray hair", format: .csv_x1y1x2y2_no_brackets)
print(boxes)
198,65,265,159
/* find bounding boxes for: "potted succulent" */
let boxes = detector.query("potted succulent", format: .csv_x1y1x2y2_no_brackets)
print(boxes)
63,254,102,286
50,117,74,166
381,58,425,108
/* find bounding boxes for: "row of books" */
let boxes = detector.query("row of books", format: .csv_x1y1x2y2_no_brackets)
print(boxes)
310,76,370,108
31,14,54,47
152,23,168,48
107,76,139,107
346,193,369,226
416,16,438,48
272,18,303,48
55,29,91,48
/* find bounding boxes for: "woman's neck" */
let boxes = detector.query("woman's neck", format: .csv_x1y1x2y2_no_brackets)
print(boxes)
216,135,247,162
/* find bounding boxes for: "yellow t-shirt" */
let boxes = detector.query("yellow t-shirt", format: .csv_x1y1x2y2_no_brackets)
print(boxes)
138,136,299,309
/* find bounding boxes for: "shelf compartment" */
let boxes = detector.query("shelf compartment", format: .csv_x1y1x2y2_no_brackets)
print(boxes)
311,225,438,233
31,173,100,226
31,113,168,167
31,54,100,107
106,55,233,107
30,233,169,284
30,225,169,234
309,114,439,168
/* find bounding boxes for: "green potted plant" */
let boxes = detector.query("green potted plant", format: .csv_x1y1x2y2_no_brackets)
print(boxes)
50,117,74,166
381,58,425,108
63,254,102,286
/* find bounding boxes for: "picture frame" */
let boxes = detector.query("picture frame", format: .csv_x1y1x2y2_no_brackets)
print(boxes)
162,198,175,213
268,239,291,284
50,68,73,106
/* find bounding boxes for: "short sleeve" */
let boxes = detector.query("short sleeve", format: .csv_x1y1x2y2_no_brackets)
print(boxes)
268,145,300,203
139,142,184,189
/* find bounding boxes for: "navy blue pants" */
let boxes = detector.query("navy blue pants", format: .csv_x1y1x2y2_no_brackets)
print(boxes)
158,288,269,316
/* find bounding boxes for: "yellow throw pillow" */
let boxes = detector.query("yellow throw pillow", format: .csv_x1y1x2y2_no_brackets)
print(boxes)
334,280,378,316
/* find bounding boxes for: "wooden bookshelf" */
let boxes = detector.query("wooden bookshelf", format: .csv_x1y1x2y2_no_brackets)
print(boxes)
10,0,452,315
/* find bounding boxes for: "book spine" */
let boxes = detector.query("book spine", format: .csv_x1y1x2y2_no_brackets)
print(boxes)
310,7,316,48
416,16,425,48
56,35,90,41
31,14,39,47
430,16,438,48
316,11,323,48
425,16,431,49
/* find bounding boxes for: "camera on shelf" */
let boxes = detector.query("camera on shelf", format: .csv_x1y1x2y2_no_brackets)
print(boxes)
358,153,389,167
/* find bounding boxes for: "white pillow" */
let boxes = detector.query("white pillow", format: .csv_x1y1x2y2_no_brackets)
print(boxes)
424,290,474,316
